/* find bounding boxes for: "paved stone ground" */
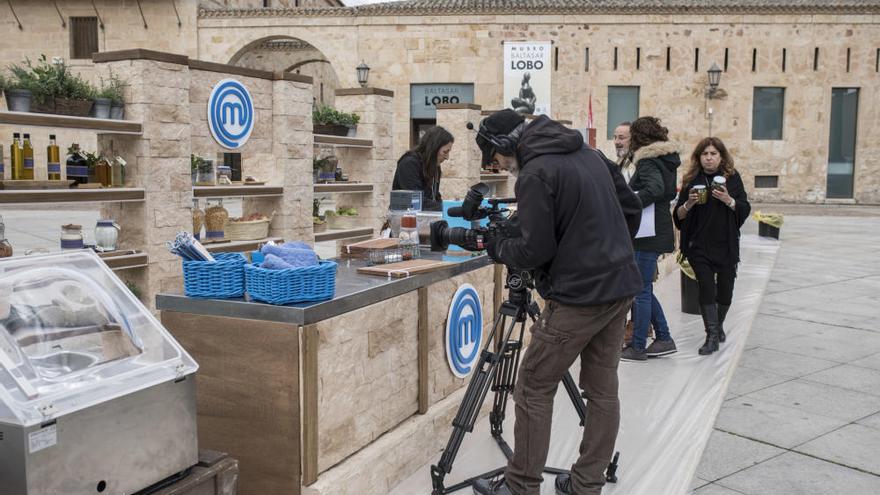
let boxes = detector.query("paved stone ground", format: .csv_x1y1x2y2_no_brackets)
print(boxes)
692,206,880,494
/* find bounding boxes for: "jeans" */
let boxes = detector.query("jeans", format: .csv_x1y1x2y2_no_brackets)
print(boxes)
504,298,631,495
631,251,671,350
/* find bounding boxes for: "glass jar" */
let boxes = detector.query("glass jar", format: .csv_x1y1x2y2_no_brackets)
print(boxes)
216,165,232,185
0,215,12,258
60,224,84,251
195,159,216,186
95,157,112,187
192,198,205,241
111,156,126,188
204,198,229,242
95,220,120,252
399,212,420,259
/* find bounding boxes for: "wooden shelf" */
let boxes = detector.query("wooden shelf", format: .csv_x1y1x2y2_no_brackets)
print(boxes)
98,250,149,271
193,185,283,198
313,183,374,194
0,187,145,204
313,134,373,148
204,237,284,253
0,110,142,135
480,173,510,183
314,227,374,243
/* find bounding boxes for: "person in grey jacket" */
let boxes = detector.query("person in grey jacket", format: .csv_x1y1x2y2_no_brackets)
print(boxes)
620,116,681,362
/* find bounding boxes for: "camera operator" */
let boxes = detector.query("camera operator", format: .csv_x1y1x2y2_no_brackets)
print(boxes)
471,110,643,495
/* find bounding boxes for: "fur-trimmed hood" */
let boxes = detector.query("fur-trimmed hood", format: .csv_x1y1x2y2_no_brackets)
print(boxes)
632,140,682,165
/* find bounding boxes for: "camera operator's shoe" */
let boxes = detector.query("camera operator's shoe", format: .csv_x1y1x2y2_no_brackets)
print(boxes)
472,477,515,495
620,345,647,362
646,338,677,357
554,473,573,494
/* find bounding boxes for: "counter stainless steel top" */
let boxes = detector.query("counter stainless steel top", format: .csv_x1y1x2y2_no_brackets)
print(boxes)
155,252,494,325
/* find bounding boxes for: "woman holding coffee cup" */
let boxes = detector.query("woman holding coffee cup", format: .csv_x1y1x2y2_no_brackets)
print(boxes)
674,137,750,355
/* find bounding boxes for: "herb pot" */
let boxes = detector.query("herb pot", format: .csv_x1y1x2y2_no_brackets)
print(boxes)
5,89,32,112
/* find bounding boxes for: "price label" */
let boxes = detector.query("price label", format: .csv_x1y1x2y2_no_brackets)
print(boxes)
28,424,57,454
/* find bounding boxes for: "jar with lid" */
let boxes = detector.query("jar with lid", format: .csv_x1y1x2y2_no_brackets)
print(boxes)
60,224,84,251
192,198,205,241
95,220,120,252
0,215,12,258
216,165,232,185
399,212,420,260
111,156,126,188
204,198,229,242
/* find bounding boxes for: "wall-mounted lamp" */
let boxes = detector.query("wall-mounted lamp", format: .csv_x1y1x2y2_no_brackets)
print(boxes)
707,62,722,98
356,61,370,88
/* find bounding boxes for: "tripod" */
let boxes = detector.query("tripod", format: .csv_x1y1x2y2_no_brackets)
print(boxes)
430,268,620,494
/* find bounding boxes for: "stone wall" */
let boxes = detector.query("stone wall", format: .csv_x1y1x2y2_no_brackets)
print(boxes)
196,12,880,204
312,264,499,476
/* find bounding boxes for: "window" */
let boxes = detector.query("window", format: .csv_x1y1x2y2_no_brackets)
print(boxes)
755,176,779,188
694,47,700,72
814,47,820,71
613,47,618,70
607,86,639,140
846,48,851,73
724,48,729,71
827,88,859,198
782,48,787,72
584,48,590,72
636,47,641,70
751,48,757,72
70,17,98,59
666,47,671,71
752,87,785,140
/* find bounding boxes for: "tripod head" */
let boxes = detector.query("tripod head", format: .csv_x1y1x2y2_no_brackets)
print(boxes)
502,267,540,321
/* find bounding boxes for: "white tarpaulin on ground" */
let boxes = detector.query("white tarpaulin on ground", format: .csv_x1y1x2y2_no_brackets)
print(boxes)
504,41,551,116
391,235,779,494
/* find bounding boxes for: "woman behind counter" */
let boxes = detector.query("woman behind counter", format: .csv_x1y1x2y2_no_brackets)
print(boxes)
392,126,454,211
674,137,751,356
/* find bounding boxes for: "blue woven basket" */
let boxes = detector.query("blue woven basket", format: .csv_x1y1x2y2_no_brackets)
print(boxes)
182,252,247,298
245,260,337,305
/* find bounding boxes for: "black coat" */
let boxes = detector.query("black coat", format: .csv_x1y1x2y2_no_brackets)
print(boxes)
491,115,643,307
391,151,442,211
628,141,681,254
673,170,751,266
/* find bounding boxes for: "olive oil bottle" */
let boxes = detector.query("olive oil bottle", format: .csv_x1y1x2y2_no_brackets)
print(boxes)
21,133,34,180
47,134,61,181
10,133,23,180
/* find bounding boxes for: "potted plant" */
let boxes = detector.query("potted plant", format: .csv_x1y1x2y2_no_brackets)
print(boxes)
1,69,33,112
191,154,215,186
102,71,127,120
312,104,360,136
11,56,96,116
753,211,783,239
313,155,337,183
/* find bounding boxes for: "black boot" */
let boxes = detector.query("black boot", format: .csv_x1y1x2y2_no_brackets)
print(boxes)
717,303,730,343
699,304,720,355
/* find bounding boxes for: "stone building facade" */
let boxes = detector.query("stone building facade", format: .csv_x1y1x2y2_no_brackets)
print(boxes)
2,0,879,203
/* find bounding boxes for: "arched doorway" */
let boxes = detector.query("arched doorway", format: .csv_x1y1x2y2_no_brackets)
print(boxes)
229,36,340,108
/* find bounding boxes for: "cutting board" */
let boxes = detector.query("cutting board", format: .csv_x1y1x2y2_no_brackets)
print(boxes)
0,180,74,190
357,259,452,278
344,238,400,257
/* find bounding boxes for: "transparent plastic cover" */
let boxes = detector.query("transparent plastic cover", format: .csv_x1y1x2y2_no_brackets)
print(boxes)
0,251,197,427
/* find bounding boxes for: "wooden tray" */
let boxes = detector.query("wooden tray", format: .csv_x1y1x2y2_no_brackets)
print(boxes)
357,259,452,278
343,238,400,257
0,180,74,190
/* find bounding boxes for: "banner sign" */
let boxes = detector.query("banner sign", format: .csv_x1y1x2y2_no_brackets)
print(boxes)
410,84,475,120
445,283,483,378
208,78,254,149
503,41,551,116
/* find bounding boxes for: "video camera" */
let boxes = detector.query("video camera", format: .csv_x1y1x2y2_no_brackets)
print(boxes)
430,182,519,252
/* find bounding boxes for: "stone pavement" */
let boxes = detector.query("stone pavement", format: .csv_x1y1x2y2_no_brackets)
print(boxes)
691,207,880,495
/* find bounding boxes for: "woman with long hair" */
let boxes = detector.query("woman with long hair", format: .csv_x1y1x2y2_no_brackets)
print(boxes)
392,126,454,211
620,116,681,362
674,137,751,355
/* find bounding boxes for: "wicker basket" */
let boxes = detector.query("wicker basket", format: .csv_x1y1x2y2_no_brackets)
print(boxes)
54,97,94,117
327,214,359,230
245,260,337,305
226,215,272,241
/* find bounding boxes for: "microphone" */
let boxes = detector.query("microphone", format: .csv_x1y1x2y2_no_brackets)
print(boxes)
466,121,497,146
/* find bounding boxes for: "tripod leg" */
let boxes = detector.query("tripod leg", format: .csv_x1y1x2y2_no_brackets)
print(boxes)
561,371,587,426
430,310,523,494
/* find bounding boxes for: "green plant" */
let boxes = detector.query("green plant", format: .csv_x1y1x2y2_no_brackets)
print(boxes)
98,70,126,104
124,280,142,300
8,55,96,103
191,153,212,174
313,156,330,172
312,104,360,127
81,150,103,170
336,206,358,216
313,198,322,218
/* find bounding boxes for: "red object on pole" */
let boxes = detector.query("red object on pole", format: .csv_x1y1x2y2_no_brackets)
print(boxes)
586,92,596,147
588,128,597,148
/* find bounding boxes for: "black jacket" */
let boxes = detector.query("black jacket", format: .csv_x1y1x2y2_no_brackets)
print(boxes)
492,116,643,306
391,151,442,211
673,170,751,266
628,141,681,254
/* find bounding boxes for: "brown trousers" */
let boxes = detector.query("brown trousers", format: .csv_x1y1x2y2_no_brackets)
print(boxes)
504,297,631,495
